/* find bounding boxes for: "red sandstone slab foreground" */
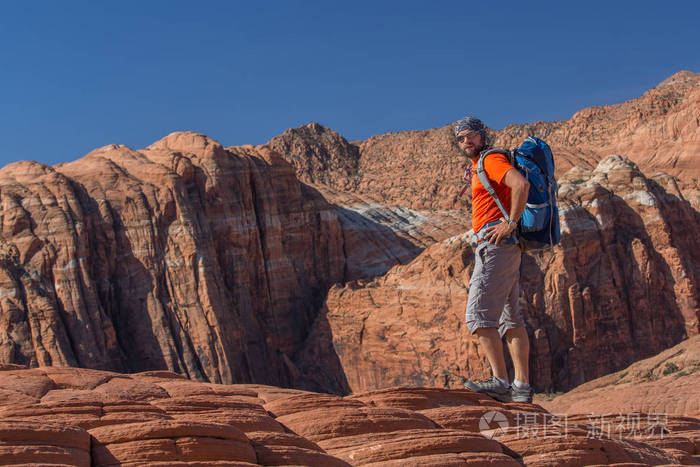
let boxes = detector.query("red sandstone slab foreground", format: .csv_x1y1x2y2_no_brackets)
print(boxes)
0,365,698,466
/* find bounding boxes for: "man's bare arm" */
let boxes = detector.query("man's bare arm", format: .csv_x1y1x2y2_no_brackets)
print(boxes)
503,168,529,224
484,168,529,245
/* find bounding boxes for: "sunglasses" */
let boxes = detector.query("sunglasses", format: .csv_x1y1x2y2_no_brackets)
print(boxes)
456,130,479,143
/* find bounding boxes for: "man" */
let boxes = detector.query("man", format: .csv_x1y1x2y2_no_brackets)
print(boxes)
455,116,534,403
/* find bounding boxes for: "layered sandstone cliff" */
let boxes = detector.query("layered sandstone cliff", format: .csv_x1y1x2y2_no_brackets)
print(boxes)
0,133,347,391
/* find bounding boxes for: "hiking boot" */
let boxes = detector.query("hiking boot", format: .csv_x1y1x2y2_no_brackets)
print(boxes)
464,377,511,402
510,384,534,403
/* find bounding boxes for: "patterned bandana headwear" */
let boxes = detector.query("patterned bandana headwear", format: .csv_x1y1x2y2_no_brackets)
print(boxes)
454,116,489,147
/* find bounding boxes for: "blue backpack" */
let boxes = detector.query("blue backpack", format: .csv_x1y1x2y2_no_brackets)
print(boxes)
476,137,561,251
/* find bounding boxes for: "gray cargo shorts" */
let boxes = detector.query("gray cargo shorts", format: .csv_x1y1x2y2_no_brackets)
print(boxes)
466,240,524,337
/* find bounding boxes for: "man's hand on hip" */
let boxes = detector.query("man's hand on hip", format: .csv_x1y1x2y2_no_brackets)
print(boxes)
483,219,516,245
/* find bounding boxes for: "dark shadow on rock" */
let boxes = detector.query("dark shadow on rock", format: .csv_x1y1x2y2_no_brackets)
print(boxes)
646,177,700,332
333,205,424,281
293,301,352,395
68,178,172,375
291,182,430,394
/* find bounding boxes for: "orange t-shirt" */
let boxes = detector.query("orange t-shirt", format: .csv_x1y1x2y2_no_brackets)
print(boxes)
471,153,515,233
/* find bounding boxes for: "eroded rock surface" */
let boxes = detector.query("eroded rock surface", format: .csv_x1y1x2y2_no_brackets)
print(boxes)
2,366,696,466
541,334,700,417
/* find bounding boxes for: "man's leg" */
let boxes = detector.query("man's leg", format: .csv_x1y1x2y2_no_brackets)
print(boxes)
505,325,533,402
465,242,520,402
475,327,508,380
491,246,533,402
505,326,529,384
498,250,530,386
464,325,511,402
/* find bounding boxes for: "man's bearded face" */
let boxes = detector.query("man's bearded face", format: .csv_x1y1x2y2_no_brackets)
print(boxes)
457,130,484,159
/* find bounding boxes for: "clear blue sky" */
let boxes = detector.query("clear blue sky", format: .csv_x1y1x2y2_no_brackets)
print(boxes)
1,1,698,167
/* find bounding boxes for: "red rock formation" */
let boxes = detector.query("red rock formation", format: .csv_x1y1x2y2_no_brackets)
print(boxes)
540,334,700,417
2,365,693,466
0,419,90,466
270,72,698,211
269,123,473,278
305,155,699,393
270,122,468,211
267,121,361,192
0,133,347,392
496,70,700,181
0,71,697,401
541,156,700,384
534,335,700,465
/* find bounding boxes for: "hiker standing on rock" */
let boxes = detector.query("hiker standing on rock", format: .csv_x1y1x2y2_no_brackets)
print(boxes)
456,116,534,403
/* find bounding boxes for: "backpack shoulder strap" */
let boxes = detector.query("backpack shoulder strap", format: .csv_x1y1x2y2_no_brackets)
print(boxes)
476,149,512,222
